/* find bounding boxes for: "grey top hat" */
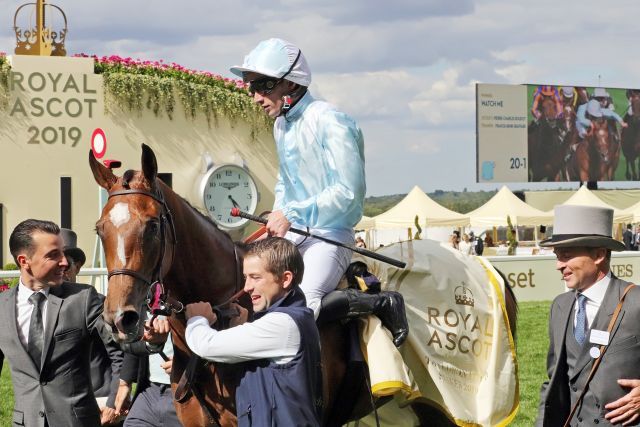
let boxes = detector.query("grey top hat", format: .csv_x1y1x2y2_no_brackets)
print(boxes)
540,205,625,251
60,228,87,265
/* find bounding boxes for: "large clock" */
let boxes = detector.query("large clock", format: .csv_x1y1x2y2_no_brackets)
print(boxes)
200,164,259,229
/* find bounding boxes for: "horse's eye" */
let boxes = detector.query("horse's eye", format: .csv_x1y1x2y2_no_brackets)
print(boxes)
147,221,160,234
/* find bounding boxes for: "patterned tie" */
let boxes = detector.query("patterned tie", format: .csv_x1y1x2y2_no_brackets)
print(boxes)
27,292,46,369
574,293,588,345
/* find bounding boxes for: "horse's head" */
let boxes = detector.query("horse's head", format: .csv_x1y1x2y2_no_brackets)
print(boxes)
89,144,173,342
629,90,640,119
591,119,611,164
540,96,557,125
563,105,576,132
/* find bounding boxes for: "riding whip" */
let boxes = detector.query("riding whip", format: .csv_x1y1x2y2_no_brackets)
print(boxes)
230,208,406,269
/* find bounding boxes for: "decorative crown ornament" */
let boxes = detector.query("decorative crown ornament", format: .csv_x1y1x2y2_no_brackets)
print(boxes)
14,0,68,56
454,283,475,307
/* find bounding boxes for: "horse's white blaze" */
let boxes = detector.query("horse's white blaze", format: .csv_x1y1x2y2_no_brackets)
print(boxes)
117,234,126,265
109,202,131,228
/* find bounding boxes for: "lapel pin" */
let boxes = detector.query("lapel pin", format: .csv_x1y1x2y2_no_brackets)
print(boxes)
589,346,601,359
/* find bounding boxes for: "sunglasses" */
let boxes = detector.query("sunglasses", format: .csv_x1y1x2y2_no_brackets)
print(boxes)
248,77,281,95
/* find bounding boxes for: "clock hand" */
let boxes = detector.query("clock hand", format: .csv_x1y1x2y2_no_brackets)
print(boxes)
228,195,241,209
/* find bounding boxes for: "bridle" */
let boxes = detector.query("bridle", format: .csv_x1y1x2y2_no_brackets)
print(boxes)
106,186,183,315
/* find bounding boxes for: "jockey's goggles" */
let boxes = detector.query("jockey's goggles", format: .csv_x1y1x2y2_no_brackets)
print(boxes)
248,77,281,95
247,50,302,96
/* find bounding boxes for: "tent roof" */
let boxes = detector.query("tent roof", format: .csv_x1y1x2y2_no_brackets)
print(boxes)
355,215,375,230
373,186,469,229
554,185,632,223
467,186,552,227
620,200,640,223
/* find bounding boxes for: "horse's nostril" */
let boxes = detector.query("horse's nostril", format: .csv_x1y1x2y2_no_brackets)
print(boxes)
116,310,140,332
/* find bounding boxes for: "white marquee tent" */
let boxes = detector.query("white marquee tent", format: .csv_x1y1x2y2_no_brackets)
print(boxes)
550,185,632,224
467,186,552,227
371,185,469,229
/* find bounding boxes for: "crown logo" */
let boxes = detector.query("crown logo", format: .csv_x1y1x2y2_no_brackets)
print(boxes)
14,0,68,56
454,283,474,307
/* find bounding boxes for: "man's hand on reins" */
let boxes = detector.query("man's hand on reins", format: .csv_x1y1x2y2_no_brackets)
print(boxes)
161,356,173,375
143,317,170,345
229,303,249,328
266,210,291,237
186,302,217,325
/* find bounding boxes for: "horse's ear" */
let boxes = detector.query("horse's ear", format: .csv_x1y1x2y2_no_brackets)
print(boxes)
141,144,157,184
89,150,117,190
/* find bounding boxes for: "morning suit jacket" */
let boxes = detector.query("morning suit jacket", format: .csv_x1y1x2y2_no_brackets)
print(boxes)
0,282,120,427
89,293,124,408
537,277,640,426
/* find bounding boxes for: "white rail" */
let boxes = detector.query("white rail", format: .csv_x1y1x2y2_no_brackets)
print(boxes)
0,268,109,295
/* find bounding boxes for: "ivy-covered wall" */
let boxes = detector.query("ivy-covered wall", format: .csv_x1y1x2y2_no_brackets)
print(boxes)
0,53,272,138
0,53,9,110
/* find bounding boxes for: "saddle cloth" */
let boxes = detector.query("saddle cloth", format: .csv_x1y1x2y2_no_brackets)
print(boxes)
351,239,518,427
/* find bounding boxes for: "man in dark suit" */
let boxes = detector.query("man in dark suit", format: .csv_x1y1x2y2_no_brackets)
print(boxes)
0,219,120,427
60,228,125,426
623,224,634,250
537,205,640,426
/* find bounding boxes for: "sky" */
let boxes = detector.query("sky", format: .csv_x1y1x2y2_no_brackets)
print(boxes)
2,0,640,196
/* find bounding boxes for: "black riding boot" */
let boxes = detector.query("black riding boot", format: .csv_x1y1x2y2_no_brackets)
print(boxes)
317,288,409,347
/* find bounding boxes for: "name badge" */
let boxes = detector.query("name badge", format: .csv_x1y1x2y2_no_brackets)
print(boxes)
589,329,610,346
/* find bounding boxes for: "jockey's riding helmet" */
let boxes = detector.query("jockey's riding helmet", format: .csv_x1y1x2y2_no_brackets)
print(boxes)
231,38,312,87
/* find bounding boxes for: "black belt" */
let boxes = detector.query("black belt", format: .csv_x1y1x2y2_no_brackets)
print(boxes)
151,381,171,393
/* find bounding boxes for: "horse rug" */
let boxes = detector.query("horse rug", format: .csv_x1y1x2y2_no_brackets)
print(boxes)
354,239,519,426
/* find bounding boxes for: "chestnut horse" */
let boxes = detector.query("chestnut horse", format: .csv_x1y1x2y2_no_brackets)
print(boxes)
90,145,517,427
574,118,618,181
528,96,569,181
622,91,640,180
89,144,383,426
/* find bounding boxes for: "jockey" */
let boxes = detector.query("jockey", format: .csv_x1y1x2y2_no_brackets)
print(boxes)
576,98,626,138
230,38,408,346
560,86,578,112
531,85,562,120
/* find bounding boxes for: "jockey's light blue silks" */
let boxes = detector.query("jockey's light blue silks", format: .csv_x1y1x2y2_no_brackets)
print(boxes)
273,91,366,233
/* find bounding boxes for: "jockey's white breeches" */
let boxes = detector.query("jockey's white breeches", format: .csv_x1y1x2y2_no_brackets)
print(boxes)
285,228,354,319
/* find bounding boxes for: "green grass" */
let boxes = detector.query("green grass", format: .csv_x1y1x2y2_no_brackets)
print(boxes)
0,302,552,426
1,361,14,421
510,301,551,426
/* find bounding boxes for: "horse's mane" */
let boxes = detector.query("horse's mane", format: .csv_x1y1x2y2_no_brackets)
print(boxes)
120,168,233,238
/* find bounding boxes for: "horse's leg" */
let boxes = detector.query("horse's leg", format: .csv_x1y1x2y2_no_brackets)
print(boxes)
578,147,590,182
170,320,238,427
320,323,347,425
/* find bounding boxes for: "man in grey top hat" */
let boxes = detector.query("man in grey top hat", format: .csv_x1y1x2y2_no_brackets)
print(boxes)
536,205,640,426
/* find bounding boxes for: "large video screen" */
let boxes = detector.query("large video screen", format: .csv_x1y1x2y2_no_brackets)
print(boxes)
476,83,640,183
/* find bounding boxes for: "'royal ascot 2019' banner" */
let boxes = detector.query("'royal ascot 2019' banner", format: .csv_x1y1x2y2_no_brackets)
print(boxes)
476,83,640,183
357,239,518,427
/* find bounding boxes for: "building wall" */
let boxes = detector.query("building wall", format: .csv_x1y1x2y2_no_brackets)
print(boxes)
0,55,278,265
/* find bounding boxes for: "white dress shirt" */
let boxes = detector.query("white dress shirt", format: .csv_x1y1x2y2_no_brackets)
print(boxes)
186,312,300,365
16,280,50,349
574,272,611,329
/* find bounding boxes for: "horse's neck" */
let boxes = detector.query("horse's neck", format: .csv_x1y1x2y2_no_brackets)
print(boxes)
163,189,239,304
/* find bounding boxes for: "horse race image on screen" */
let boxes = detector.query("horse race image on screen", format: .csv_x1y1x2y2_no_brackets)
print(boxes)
476,83,640,183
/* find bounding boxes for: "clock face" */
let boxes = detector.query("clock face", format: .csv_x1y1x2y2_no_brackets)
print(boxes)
202,164,258,229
